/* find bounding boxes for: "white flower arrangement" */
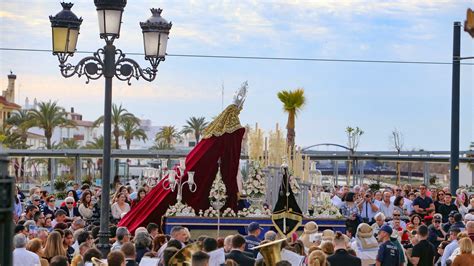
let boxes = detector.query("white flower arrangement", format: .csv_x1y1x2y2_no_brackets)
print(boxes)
41,181,51,187
289,175,301,195
199,207,219,217
66,180,75,187
243,162,266,198
165,201,196,217
307,194,343,219
209,168,227,203
237,205,272,217
222,207,237,217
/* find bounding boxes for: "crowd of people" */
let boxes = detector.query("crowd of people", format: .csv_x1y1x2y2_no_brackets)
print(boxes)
10,180,474,266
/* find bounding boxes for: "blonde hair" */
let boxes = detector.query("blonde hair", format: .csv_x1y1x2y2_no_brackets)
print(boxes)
458,237,473,254
308,250,327,266
27,238,43,255
43,231,66,259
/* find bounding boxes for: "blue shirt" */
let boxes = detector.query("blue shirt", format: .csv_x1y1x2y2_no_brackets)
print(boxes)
244,235,261,258
376,240,400,266
441,239,458,266
413,196,433,210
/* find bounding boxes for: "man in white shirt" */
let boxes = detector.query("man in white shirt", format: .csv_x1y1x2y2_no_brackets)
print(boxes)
13,233,40,266
379,191,395,220
129,177,137,193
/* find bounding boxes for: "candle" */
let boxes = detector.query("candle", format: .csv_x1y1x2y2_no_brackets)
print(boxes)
168,170,176,184
187,171,195,184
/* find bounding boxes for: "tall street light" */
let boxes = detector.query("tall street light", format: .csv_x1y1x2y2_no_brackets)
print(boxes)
49,1,172,255
450,9,473,195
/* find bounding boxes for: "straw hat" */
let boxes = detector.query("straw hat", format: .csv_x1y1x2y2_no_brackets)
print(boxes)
300,222,319,249
322,229,335,241
304,222,319,234
356,223,374,239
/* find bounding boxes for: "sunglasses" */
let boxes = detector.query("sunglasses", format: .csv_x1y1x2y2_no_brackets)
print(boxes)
49,200,56,202
66,202,74,205
396,189,402,191
434,220,441,223
34,199,40,202
393,214,401,216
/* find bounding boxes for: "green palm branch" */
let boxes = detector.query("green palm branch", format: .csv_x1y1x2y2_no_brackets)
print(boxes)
155,125,181,149
277,88,306,151
120,118,148,150
29,101,76,179
181,116,208,143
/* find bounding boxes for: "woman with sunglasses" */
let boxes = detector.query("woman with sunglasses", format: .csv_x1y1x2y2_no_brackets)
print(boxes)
434,190,445,214
42,195,57,218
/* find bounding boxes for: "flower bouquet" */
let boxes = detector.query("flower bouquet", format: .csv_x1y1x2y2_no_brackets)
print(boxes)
243,161,266,198
209,168,227,204
307,194,342,219
238,205,273,217
165,201,196,217
199,207,219,217
222,207,237,217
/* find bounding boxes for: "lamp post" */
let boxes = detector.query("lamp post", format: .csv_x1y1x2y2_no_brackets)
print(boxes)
49,1,172,255
450,10,473,195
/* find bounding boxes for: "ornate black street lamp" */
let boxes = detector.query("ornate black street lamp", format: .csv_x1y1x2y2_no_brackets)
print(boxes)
49,1,172,255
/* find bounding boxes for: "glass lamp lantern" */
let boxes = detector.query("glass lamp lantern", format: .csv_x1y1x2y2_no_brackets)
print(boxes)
49,2,83,55
140,8,172,59
94,0,127,41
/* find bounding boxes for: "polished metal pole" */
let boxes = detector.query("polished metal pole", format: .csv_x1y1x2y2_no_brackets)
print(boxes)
97,43,115,256
450,22,461,195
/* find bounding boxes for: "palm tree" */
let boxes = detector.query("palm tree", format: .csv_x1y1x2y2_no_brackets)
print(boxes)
155,126,181,149
181,116,208,144
94,104,139,185
7,110,34,145
29,101,75,179
94,104,140,149
57,138,80,177
277,88,306,152
84,136,106,149
121,118,147,150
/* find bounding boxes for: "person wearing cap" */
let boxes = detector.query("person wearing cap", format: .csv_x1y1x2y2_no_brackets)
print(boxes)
350,223,379,266
299,221,319,253
406,225,435,266
375,225,400,266
440,227,461,266
244,222,262,258
428,215,446,249
443,211,458,232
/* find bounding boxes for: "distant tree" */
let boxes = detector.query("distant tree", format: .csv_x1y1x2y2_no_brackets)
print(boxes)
93,104,140,149
346,126,364,183
121,119,147,150
29,101,75,179
7,109,34,146
277,88,306,153
94,104,139,185
390,128,404,185
181,116,208,143
155,126,181,149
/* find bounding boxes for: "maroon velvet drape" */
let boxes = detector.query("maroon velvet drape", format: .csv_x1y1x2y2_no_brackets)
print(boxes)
118,128,245,234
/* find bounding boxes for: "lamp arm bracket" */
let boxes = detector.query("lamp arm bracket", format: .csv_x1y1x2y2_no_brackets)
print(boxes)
57,49,105,84
114,49,163,85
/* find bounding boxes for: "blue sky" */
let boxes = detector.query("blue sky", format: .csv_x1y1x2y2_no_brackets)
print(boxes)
0,0,473,151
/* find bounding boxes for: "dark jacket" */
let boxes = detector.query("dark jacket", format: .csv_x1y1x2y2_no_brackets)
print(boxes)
327,249,362,266
125,259,138,266
60,206,81,218
225,250,256,266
